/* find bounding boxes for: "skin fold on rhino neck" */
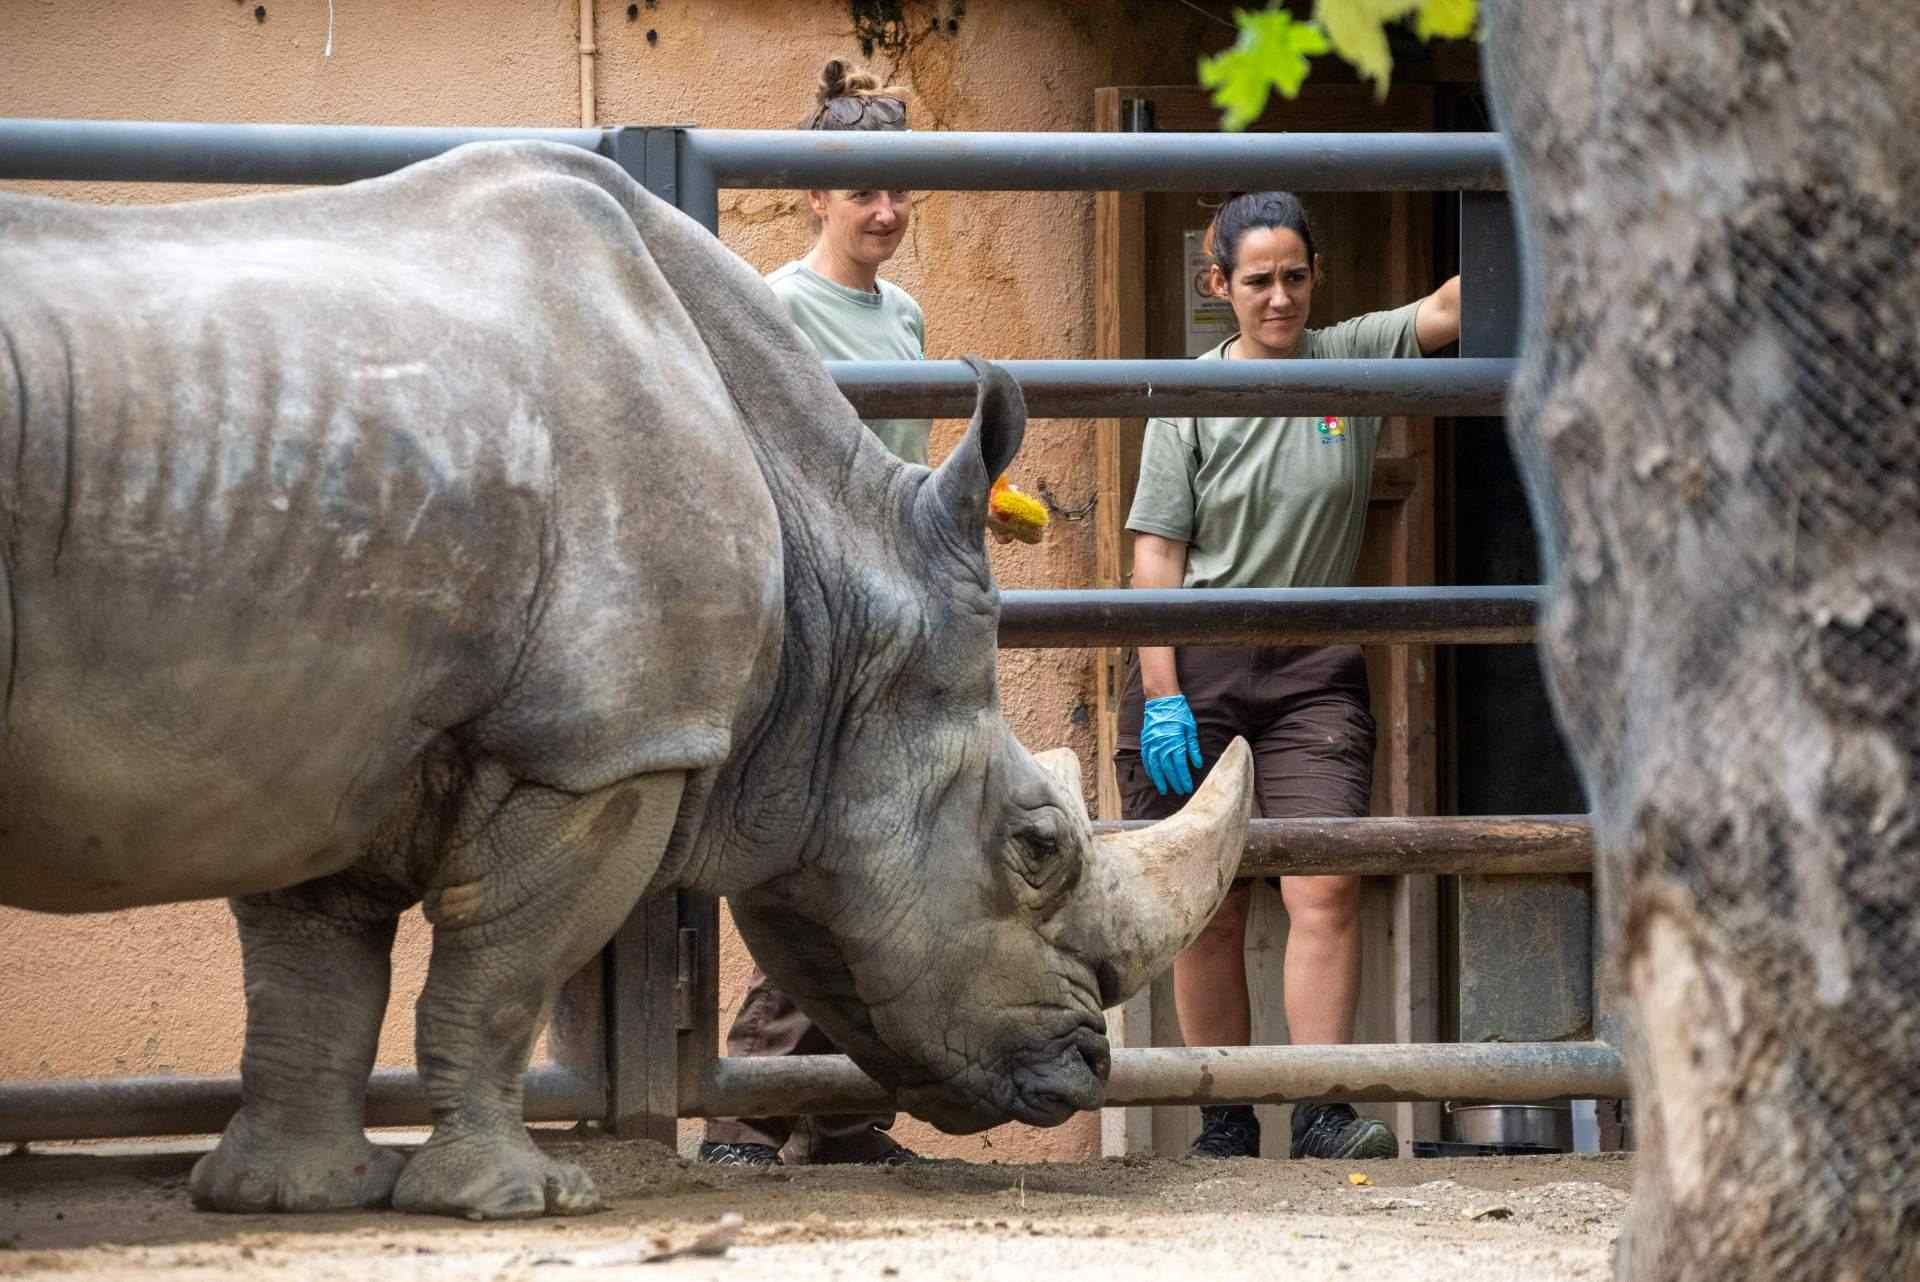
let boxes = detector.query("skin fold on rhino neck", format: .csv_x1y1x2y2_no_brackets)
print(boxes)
679,439,952,899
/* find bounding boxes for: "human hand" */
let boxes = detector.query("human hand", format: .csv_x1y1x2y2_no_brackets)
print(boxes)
1140,694,1203,796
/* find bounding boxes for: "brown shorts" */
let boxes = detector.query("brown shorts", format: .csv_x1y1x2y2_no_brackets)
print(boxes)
1114,646,1375,883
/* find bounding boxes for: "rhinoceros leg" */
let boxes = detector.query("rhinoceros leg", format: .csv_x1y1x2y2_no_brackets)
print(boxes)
391,769,687,1221
190,874,413,1213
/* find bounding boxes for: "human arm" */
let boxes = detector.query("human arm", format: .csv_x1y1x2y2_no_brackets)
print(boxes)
1129,533,1205,794
1413,274,1462,354
1126,416,1206,794
1131,533,1189,699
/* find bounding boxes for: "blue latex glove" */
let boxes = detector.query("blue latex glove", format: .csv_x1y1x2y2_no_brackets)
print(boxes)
1141,694,1204,796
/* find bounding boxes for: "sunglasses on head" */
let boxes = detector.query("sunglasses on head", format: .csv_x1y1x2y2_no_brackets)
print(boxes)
811,95,907,130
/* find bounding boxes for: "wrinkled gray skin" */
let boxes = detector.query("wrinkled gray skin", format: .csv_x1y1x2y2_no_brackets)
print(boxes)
0,143,1243,1220
1487,2,1919,1278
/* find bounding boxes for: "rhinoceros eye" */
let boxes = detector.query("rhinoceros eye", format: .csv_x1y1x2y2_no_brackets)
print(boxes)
1006,813,1077,904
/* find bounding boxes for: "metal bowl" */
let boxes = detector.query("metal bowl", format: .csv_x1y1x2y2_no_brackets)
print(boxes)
1445,1102,1574,1152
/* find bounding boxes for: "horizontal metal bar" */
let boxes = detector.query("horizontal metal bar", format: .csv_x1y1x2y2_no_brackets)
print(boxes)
829,358,1512,420
0,118,606,185
687,129,1510,192
685,1042,1628,1116
997,586,1537,648
2,1040,1623,1143
0,121,1506,193
0,1064,602,1143
1096,814,1591,878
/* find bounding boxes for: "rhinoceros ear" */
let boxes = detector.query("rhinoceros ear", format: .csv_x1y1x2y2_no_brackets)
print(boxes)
924,357,1027,541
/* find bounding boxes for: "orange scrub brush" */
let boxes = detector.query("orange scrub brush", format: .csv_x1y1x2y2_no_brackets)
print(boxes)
989,475,1050,545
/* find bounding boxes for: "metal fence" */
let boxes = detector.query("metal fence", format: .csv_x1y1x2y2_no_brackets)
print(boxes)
0,117,1623,1147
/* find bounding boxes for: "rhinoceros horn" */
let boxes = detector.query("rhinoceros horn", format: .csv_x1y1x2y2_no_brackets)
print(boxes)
1032,737,1253,1006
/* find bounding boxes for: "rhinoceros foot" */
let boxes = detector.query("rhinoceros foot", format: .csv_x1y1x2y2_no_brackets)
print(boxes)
189,1115,405,1213
391,1131,603,1221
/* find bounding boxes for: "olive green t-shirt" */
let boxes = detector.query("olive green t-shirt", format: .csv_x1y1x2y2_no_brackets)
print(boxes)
1125,301,1425,590
766,261,932,465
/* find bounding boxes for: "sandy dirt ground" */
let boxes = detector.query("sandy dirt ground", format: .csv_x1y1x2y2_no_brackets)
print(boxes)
0,1134,1632,1282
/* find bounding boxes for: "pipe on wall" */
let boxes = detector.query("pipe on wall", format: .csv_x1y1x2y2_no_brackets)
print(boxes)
579,0,597,128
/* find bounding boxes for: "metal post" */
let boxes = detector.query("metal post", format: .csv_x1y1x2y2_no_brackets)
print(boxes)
1459,192,1522,360
675,892,721,1133
606,125,686,210
680,151,720,234
1453,185,1609,1140
601,894,680,1143
579,125,701,1146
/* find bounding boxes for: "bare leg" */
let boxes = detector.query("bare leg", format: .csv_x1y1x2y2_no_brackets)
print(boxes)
391,770,685,1220
1172,881,1254,1048
191,874,410,1212
1278,874,1363,1045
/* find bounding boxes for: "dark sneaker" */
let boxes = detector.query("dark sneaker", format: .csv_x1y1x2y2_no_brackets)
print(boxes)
697,1141,783,1167
1289,1103,1397,1160
867,1141,928,1167
1187,1104,1261,1158
812,1140,928,1166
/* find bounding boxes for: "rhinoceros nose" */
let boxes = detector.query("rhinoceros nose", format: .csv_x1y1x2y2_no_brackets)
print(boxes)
1078,1027,1112,1082
1011,1028,1108,1124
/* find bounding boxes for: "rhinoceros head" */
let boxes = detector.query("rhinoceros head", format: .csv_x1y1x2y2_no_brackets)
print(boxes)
728,361,1252,1134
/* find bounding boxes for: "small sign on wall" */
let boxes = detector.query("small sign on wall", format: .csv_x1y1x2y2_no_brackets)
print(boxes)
1183,228,1237,356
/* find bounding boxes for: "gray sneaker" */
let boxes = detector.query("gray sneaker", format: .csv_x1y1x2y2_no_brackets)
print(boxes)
1289,1103,1397,1159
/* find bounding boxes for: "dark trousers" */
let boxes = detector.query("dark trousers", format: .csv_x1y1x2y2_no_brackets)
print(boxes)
1115,644,1376,837
702,965,899,1162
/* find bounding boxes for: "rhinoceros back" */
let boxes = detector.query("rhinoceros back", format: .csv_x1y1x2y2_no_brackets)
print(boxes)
0,144,782,910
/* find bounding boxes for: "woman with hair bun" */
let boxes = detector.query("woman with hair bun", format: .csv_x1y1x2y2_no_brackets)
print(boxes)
698,58,930,1171
1115,191,1460,1161
764,58,929,463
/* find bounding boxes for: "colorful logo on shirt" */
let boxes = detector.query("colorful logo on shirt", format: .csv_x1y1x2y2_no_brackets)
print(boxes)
1317,416,1347,443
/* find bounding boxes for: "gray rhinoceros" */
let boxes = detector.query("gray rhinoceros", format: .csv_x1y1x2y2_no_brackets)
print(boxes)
0,141,1251,1220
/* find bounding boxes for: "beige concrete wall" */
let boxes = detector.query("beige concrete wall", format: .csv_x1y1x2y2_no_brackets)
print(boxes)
0,0,1224,1162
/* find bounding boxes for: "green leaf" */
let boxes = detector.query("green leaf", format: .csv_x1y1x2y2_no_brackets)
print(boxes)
1198,8,1332,131
1314,0,1418,98
1203,0,1476,129
1414,0,1476,40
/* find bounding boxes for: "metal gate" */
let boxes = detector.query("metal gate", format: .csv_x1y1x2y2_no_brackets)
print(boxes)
0,117,1623,1146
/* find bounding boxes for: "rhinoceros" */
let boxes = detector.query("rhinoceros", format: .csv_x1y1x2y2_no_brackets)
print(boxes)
0,141,1251,1220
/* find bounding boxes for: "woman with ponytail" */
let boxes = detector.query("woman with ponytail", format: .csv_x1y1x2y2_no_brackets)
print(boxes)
1116,192,1460,1162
